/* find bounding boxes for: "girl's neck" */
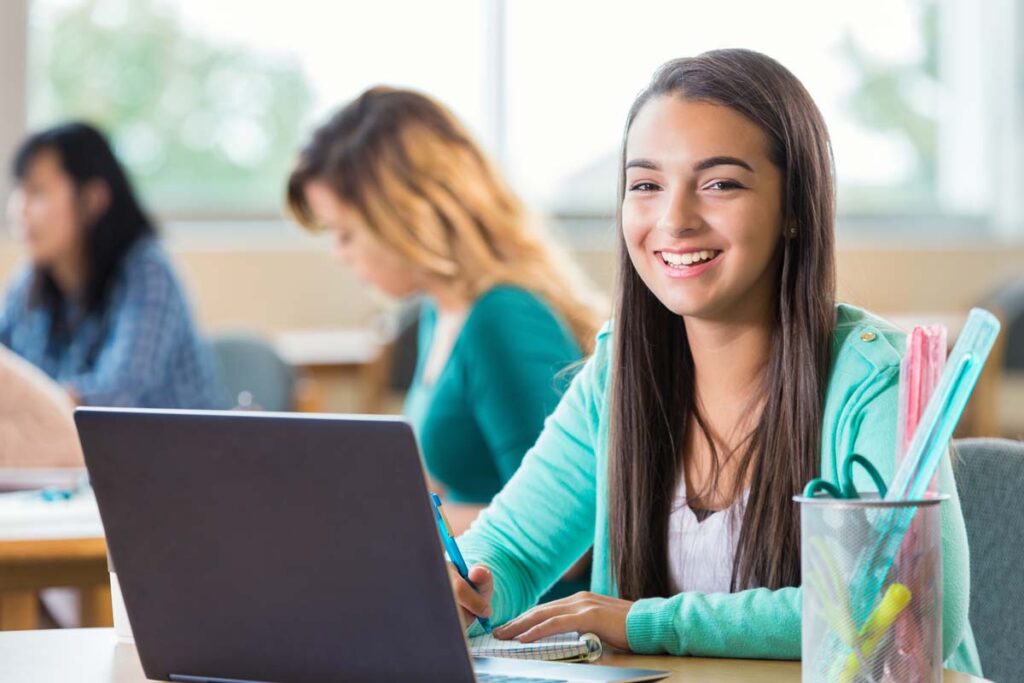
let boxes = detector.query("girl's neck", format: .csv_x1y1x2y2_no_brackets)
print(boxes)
681,297,775,508
423,280,471,315
684,299,774,412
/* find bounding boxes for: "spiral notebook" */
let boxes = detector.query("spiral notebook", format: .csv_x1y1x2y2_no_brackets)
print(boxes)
468,631,602,662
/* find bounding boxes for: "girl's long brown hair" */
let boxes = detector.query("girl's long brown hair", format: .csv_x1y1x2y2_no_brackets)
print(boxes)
286,86,604,352
608,49,837,598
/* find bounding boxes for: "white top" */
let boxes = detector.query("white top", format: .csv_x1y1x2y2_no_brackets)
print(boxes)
667,475,748,594
420,309,468,386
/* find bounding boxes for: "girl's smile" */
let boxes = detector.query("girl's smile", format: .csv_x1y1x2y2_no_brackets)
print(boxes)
655,248,724,278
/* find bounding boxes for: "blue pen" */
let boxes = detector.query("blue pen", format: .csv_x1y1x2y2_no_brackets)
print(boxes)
430,493,492,633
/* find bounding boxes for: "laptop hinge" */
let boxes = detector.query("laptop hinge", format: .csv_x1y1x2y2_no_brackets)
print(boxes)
170,674,275,683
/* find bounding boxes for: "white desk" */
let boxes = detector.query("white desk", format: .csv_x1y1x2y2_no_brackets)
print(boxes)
0,628,993,683
273,328,383,368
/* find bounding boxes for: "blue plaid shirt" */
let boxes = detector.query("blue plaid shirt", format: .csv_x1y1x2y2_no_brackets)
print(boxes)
0,237,226,409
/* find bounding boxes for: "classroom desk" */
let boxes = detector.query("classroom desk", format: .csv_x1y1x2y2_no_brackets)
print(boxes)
0,489,110,630
0,538,109,630
0,628,993,683
273,328,389,413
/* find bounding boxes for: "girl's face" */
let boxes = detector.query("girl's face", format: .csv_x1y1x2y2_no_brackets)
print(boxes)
302,180,424,299
621,96,785,321
8,149,85,268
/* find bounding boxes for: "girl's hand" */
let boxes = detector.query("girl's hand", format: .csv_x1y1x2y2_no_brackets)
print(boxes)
493,592,633,651
449,564,494,630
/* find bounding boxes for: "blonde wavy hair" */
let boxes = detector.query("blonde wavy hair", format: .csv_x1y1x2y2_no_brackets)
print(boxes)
286,86,605,352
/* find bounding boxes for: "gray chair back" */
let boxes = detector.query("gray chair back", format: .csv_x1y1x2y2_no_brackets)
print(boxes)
210,333,295,412
954,437,1024,682
386,299,422,393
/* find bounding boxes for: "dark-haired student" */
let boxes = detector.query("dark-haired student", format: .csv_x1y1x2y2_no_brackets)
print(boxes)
444,50,981,676
0,122,224,409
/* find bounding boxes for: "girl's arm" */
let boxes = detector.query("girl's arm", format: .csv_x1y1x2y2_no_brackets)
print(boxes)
441,502,486,537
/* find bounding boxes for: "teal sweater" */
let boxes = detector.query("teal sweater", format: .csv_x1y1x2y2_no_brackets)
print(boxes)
404,286,583,504
459,304,981,675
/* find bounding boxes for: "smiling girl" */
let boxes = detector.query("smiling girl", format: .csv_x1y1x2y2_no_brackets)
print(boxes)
448,49,980,675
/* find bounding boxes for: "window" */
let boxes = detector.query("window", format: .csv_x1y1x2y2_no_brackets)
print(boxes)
22,0,1022,238
28,0,488,216
504,0,945,220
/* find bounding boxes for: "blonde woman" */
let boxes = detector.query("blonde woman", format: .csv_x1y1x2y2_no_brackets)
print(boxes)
287,88,604,592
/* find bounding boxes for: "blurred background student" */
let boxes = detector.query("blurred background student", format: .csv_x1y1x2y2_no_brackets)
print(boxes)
0,122,224,409
287,87,606,594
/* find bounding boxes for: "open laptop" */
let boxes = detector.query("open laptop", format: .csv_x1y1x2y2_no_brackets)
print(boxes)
76,408,668,683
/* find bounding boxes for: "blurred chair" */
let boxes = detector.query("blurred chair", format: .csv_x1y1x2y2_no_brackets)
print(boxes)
210,333,296,412
953,437,1024,683
975,277,1024,437
385,298,422,395
987,277,1024,371
356,299,422,414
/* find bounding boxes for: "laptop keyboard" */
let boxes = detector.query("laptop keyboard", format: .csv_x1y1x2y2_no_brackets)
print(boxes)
476,674,568,683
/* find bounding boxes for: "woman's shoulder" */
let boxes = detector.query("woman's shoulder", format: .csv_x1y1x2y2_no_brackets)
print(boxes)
566,319,614,402
114,237,182,291
0,265,36,339
2,264,35,306
464,285,574,343
103,237,191,317
831,303,905,375
471,284,554,317
120,236,171,272
825,303,907,421
592,319,614,355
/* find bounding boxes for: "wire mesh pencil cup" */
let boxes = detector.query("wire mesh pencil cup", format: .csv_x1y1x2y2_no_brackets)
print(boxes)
796,493,946,683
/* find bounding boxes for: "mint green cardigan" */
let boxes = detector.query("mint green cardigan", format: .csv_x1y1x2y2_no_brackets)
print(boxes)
458,304,981,675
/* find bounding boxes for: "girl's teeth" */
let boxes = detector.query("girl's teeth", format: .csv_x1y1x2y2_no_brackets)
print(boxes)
660,250,718,267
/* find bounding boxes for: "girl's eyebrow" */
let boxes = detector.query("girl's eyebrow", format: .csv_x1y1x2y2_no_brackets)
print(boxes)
625,156,755,173
693,155,754,173
625,158,660,171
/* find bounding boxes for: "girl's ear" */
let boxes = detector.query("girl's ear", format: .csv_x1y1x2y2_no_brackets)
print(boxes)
78,179,111,226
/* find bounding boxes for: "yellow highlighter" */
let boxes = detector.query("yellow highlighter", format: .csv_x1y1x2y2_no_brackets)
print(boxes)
836,583,912,683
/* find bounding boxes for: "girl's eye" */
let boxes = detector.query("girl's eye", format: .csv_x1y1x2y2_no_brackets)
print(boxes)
629,182,661,192
705,180,743,191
